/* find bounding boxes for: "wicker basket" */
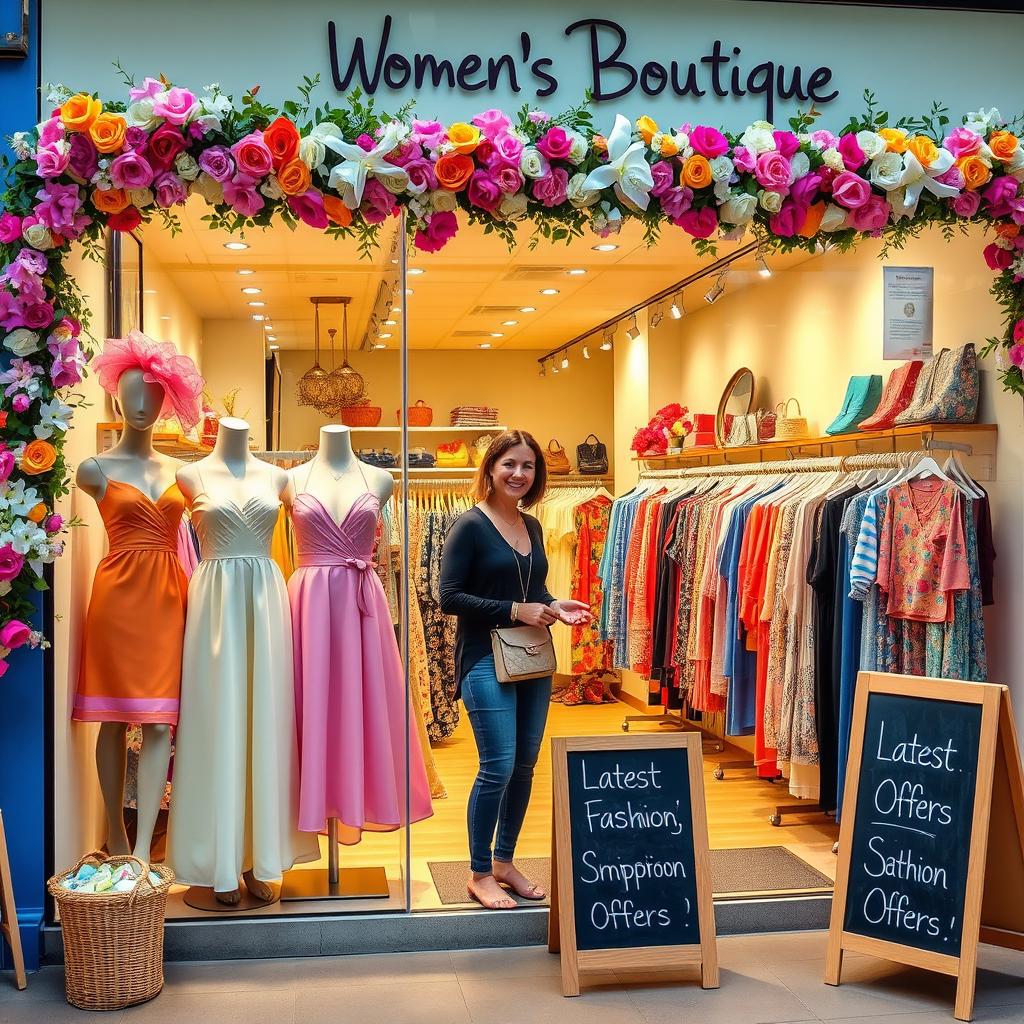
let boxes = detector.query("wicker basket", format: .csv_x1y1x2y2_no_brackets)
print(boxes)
397,400,433,427
47,852,174,1011
775,397,809,441
341,404,382,427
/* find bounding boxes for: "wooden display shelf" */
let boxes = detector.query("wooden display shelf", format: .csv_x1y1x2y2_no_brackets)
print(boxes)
635,423,997,481
97,422,210,457
343,425,508,434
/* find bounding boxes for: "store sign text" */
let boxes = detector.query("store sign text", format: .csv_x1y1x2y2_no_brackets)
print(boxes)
327,16,839,122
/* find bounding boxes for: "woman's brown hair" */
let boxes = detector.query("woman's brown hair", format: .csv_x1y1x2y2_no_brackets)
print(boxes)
473,429,547,508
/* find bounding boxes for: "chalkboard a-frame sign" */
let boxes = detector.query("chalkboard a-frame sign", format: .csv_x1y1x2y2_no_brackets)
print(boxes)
826,672,1024,1022
547,733,718,997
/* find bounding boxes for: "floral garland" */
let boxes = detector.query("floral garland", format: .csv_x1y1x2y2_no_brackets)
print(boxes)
0,73,1023,670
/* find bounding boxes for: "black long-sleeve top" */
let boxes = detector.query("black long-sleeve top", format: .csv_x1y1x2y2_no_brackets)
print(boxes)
439,506,556,690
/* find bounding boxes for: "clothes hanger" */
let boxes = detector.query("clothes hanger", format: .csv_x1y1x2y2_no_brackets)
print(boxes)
943,452,982,498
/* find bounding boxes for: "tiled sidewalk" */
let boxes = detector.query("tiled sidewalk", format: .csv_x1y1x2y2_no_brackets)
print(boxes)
2,931,1023,1023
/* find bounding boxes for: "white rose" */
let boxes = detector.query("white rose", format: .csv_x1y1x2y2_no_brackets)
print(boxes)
567,131,588,164
3,329,41,357
188,174,223,206
379,169,409,195
129,187,155,208
739,122,776,154
820,203,849,232
174,153,200,181
822,147,846,172
498,193,529,221
520,146,547,179
1006,147,1024,181
260,176,285,201
713,177,733,202
22,221,52,250
758,189,783,213
567,172,600,208
298,136,326,172
719,192,757,225
673,131,690,152
710,156,734,182
869,151,904,191
311,121,344,142
789,152,810,182
856,131,886,161
192,114,222,135
126,97,159,130
429,189,457,213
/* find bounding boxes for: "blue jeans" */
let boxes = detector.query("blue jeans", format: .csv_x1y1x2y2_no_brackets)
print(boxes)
461,654,552,874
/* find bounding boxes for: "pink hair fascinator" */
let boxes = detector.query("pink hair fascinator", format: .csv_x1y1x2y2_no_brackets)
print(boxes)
91,330,205,430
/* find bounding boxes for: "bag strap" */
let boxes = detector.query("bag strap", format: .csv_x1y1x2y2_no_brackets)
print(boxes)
548,439,564,454
583,433,600,445
785,397,801,416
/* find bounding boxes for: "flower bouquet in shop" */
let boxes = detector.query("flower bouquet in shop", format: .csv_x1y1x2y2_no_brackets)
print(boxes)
630,403,693,457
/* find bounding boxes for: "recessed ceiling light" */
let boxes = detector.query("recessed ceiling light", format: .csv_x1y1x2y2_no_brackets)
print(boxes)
540,288,559,296
567,268,587,276
391,306,401,313
237,268,255,276
224,241,249,251
407,267,425,276
269,344,280,350
383,319,397,326
591,243,618,252
501,320,518,326
479,342,492,349
247,300,265,307
267,335,277,341
489,332,504,338
405,288,414,296
252,314,265,321
241,287,261,295
143,288,157,295
374,343,387,349
159,315,171,321
378,332,393,339
519,306,536,313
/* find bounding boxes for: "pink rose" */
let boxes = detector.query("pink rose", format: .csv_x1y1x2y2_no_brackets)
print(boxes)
222,173,265,218
467,171,502,213
773,131,800,159
404,157,437,194
0,544,23,582
410,119,445,150
33,181,82,233
1014,319,1024,342
110,151,155,190
659,186,693,220
129,77,163,101
384,140,418,168
198,145,235,183
984,242,1014,271
67,135,98,182
37,117,63,147
536,125,574,162
0,620,31,650
360,179,397,224
754,152,791,192
1010,343,1024,368
838,133,867,170
943,127,983,159
152,87,198,126
145,123,187,172
0,450,13,482
689,126,729,159
831,171,872,210
153,172,188,208
355,134,375,152
984,175,1019,215
22,300,54,330
769,201,805,237
34,142,70,179
934,166,965,190
414,210,458,253
810,129,840,151
532,167,568,207
11,395,29,414
674,206,718,238
847,194,891,233
489,132,524,169
474,139,495,167
790,172,822,208
471,108,512,141
732,146,756,173
494,166,524,194
44,513,63,532
951,190,982,218
230,132,273,179
650,160,675,198
125,126,148,152
0,213,22,243
288,190,329,229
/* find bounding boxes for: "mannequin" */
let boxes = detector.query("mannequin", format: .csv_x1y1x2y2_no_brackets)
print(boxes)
294,425,393,513
75,369,182,864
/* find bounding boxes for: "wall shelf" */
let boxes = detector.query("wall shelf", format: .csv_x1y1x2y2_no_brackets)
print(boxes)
344,425,507,434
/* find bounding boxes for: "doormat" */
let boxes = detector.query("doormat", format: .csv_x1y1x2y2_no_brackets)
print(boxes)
427,847,833,906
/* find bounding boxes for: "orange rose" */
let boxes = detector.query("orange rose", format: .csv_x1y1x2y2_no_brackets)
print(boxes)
88,112,127,154
957,154,992,190
636,116,658,145
681,154,713,189
798,201,827,238
323,195,353,227
658,135,680,158
434,153,474,191
996,223,1020,239
21,440,57,476
91,188,130,214
592,134,608,155
989,130,1019,163
277,158,312,196
446,122,481,155
60,93,102,133
263,116,300,170
907,135,939,168
878,128,908,153
27,503,46,524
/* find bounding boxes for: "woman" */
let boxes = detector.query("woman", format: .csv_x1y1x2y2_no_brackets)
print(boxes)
440,430,591,910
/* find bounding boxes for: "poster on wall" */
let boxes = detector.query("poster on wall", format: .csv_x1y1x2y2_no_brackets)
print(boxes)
882,266,933,360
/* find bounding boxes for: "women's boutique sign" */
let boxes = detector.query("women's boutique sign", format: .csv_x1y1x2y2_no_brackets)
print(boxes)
328,16,839,122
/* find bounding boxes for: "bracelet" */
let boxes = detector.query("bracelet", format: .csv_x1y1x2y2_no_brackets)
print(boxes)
511,602,519,623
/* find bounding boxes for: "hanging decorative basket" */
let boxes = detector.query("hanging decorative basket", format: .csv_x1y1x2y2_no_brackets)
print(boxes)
327,302,366,410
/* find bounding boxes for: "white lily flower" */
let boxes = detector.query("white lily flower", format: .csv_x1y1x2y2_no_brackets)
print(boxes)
34,397,74,440
9,519,45,556
581,114,654,211
0,480,39,519
323,122,407,208
891,148,959,219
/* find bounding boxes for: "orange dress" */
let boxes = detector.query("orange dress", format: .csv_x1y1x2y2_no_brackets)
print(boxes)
72,479,188,725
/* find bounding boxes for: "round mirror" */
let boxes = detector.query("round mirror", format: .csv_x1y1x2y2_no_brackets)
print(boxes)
715,367,755,447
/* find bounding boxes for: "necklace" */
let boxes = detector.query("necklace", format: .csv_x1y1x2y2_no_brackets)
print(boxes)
316,456,355,482
492,504,523,530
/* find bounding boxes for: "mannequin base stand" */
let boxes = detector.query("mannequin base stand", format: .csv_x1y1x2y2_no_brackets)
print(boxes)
280,818,389,901
182,881,281,913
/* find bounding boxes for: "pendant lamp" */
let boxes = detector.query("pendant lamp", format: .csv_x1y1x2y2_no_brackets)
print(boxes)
296,298,330,410
326,300,366,409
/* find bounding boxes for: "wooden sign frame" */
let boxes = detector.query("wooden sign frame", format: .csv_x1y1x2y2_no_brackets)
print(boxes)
826,672,1024,1021
0,809,27,990
547,732,719,997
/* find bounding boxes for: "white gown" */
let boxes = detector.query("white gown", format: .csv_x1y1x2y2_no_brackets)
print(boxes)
168,481,319,891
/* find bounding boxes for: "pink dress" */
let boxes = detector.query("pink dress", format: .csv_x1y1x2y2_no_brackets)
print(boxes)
288,477,433,841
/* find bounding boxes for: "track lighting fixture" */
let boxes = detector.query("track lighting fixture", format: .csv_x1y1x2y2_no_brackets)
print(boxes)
704,271,729,305
539,362,546,377
600,327,614,351
582,344,590,359
669,292,684,319
757,256,772,279
561,355,570,370
626,314,641,341
650,303,664,328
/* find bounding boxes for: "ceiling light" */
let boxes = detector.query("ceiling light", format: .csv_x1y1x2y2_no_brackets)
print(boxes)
237,269,255,276
757,256,772,279
539,363,546,378
582,344,590,359
561,355,569,370
405,288,414,296
269,344,280,351
591,243,618,252
479,343,491,349
391,306,401,313
224,241,249,251
489,332,504,338
252,314,265,321
551,363,559,374
567,268,587,276
374,343,387,349
540,288,559,296
626,314,640,341
650,303,664,328
160,315,171,321
241,286,261,295
501,319,518,327
383,319,397,326
519,306,536,313
143,288,157,295
705,271,729,304
378,332,392,339
247,301,265,307
600,327,614,351
267,335,277,341
669,292,684,319
407,267,425,276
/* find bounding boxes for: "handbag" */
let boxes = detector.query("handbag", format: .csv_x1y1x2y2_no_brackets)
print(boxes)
858,360,924,431
726,413,757,447
775,398,809,441
575,433,608,475
470,434,495,467
895,344,979,425
436,441,469,468
756,408,777,442
490,625,557,683
544,439,572,475
825,375,883,435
